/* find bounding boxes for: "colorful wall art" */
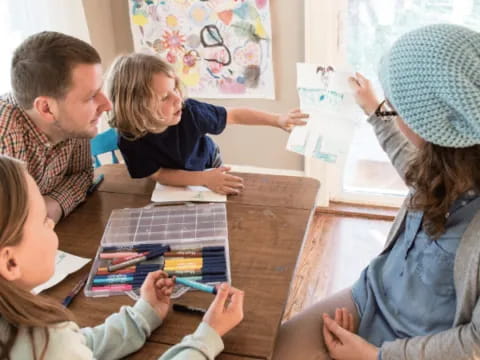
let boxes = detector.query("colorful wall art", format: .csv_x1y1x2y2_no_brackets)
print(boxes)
129,0,275,99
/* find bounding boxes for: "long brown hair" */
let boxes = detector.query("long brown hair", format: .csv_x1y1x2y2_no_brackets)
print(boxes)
107,53,183,140
0,156,73,360
405,143,480,238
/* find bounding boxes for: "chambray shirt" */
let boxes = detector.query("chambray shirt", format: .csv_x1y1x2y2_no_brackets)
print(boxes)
352,190,480,348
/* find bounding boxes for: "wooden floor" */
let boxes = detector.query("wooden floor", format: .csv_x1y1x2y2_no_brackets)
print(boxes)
283,209,394,321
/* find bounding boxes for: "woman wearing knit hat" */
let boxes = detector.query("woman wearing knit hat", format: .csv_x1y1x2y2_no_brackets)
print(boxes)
273,23,480,360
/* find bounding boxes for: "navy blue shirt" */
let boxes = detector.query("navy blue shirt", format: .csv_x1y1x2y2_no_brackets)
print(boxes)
118,99,227,178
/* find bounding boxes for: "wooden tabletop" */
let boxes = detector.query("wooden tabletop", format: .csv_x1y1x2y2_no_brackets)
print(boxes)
48,164,319,359
95,164,319,210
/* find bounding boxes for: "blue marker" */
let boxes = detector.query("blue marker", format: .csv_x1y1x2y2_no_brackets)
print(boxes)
175,277,218,294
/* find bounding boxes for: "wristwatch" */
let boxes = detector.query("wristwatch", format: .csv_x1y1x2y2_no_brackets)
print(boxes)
374,100,398,119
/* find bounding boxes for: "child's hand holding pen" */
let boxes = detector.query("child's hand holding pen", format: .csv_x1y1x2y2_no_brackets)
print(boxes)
140,270,175,320
203,283,244,337
277,108,309,132
204,167,244,195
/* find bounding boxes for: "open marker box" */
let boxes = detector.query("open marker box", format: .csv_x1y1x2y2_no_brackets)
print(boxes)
84,203,231,297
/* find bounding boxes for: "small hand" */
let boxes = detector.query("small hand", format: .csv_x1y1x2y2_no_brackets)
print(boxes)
348,72,381,116
140,270,175,320
204,167,244,195
203,283,244,336
277,108,309,132
323,313,378,360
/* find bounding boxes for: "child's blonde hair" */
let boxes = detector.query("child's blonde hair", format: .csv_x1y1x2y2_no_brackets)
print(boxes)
0,156,73,360
107,53,183,139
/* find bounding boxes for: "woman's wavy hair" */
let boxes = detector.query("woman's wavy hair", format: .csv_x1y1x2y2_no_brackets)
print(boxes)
106,53,183,140
405,143,480,238
0,156,73,360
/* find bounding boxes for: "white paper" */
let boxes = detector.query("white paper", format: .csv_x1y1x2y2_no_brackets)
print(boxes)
151,183,226,203
287,63,363,162
32,250,91,294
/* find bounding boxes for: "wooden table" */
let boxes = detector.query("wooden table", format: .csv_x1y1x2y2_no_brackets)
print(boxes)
47,164,319,359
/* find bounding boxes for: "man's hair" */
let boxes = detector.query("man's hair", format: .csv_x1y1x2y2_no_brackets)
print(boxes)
11,31,101,109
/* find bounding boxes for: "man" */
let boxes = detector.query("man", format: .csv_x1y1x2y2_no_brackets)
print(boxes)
0,31,112,223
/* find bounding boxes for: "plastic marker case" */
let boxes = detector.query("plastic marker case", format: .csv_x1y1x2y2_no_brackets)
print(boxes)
84,203,231,297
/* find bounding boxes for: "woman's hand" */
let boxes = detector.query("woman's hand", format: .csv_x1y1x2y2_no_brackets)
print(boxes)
203,283,244,336
323,313,378,360
348,73,381,116
140,270,175,320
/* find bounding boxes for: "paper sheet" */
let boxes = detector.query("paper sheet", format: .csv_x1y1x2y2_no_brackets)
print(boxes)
287,63,363,162
151,183,226,203
32,250,91,294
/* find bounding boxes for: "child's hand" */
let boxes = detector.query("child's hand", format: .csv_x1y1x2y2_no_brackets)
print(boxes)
277,108,309,132
323,313,378,360
204,167,244,195
348,73,381,116
140,270,175,320
203,283,244,336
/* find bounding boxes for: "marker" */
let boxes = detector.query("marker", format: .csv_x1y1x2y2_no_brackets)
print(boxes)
92,273,148,285
62,275,88,307
99,251,146,259
107,249,166,272
96,264,161,274
91,284,139,292
87,174,104,194
173,303,207,315
102,244,170,253
175,277,217,294
110,251,149,265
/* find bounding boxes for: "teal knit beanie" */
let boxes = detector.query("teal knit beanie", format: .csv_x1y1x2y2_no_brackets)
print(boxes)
378,24,480,148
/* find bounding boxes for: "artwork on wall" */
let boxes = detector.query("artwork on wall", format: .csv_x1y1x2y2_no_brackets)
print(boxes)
129,0,275,99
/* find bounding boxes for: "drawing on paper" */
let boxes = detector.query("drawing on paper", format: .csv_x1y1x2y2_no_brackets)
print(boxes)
129,0,275,99
286,63,363,163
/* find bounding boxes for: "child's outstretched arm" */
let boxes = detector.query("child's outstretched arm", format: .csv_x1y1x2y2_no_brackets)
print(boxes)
150,167,244,195
226,107,309,132
159,283,244,360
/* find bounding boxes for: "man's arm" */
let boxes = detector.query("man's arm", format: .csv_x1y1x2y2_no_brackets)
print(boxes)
47,139,93,218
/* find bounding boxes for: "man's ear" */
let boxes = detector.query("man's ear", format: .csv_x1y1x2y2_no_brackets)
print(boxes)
0,246,22,281
32,96,57,123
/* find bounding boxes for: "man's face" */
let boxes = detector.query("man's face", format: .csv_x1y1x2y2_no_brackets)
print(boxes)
53,63,112,139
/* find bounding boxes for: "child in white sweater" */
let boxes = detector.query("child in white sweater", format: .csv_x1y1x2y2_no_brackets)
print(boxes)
0,154,244,359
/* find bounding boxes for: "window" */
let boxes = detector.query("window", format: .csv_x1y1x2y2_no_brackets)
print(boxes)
305,0,480,206
0,0,91,93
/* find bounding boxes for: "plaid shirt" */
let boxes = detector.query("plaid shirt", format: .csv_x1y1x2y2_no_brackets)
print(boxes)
0,94,93,216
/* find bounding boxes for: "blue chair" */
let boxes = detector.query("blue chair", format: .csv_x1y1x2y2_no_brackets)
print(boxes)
90,128,119,168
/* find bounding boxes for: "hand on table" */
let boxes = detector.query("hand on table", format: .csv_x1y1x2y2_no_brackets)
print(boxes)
204,167,244,195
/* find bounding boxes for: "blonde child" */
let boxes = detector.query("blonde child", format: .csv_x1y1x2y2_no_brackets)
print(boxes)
107,53,308,195
0,154,244,359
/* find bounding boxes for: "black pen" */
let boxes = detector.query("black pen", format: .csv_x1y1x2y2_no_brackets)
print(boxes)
173,303,207,315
